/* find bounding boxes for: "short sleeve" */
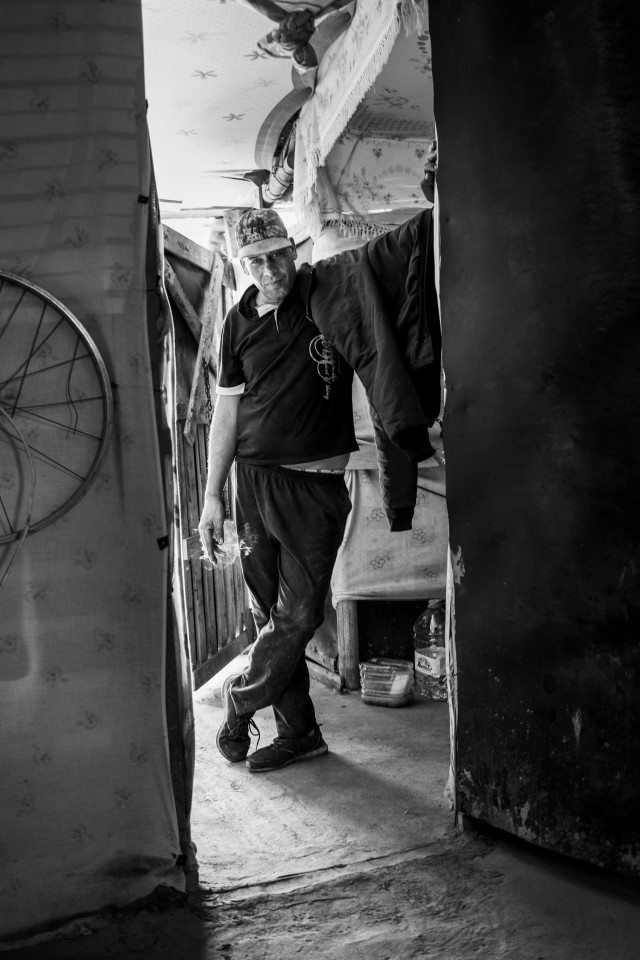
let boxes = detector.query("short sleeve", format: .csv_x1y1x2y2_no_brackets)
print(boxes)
216,315,246,396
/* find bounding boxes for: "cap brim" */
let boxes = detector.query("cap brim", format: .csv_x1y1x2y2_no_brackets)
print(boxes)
237,236,291,259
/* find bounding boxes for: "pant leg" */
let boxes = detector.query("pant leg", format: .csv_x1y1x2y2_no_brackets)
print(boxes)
231,462,351,739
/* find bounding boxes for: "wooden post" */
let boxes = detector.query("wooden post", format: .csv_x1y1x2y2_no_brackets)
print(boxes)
336,599,360,691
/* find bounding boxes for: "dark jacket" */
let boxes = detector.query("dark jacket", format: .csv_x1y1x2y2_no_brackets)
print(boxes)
297,209,441,531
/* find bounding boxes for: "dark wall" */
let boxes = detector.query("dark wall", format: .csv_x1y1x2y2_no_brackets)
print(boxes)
429,0,640,874
357,600,430,663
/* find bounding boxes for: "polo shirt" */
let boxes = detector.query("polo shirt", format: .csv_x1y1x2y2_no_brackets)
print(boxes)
217,278,357,465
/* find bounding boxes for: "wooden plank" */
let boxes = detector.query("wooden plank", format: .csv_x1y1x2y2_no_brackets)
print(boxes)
201,251,226,365
183,429,208,670
223,562,239,643
233,561,247,638
182,532,219,659
173,312,196,422
336,598,360,690
174,427,198,666
197,426,218,663
183,254,224,444
163,223,214,274
190,562,208,674
306,658,344,693
221,254,237,292
164,261,202,345
193,631,251,692
183,564,198,669
212,565,228,655
305,639,338,673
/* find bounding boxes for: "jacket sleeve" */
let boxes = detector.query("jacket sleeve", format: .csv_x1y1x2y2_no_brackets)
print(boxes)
309,209,441,530
365,209,442,426
369,405,419,531
310,256,433,460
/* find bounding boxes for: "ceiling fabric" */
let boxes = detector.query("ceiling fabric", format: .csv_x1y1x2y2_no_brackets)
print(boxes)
314,129,433,237
293,0,432,237
142,0,353,212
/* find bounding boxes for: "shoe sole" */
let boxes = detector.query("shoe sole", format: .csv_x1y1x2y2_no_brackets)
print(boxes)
246,742,328,773
216,729,250,763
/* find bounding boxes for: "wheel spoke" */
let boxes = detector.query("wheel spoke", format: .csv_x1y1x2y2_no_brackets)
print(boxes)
0,430,84,482
7,300,50,415
1,403,103,443
0,271,113,540
0,284,27,342
3,396,104,410
0,492,14,535
0,340,89,394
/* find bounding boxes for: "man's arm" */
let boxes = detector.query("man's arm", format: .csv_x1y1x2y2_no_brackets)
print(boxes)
198,392,241,565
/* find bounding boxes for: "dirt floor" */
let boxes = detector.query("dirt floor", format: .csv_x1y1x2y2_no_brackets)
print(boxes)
4,677,640,959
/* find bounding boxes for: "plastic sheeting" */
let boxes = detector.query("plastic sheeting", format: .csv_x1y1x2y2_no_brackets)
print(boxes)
0,3,182,946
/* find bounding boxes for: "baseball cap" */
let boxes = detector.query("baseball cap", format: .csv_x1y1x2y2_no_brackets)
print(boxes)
236,208,292,259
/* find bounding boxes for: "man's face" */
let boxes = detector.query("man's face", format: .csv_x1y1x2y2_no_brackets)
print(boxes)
244,246,297,305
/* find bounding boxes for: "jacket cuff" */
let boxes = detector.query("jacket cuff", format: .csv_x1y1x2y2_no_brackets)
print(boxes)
387,506,415,532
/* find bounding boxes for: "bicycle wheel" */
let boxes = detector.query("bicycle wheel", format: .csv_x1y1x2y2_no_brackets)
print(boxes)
0,271,113,542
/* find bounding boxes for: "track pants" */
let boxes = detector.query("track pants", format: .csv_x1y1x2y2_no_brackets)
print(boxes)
229,462,352,739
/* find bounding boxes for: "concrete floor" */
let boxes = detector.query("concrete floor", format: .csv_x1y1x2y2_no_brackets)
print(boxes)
4,675,640,959
190,673,453,892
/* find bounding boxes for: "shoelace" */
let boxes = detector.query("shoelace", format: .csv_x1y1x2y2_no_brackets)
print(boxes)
247,718,261,751
228,717,261,751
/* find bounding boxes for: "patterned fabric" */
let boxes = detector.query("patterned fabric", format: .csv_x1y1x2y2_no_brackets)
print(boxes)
316,133,431,234
294,1,433,237
331,378,447,603
142,0,353,213
0,2,183,945
331,466,448,603
236,208,290,257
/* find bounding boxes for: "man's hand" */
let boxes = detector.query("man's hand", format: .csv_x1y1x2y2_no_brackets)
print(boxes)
198,494,227,566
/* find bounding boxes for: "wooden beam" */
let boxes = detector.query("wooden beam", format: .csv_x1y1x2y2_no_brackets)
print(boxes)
306,658,344,693
336,599,360,690
200,251,225,371
164,261,202,344
163,223,214,273
193,632,251,692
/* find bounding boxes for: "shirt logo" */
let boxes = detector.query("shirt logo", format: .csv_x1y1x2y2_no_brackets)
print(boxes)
309,334,340,400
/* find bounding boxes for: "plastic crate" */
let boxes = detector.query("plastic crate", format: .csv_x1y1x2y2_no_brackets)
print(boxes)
359,658,414,707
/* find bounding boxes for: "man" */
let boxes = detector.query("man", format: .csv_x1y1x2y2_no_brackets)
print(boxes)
198,208,358,773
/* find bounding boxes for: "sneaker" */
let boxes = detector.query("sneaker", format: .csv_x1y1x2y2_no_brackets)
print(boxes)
216,675,259,763
246,725,328,773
